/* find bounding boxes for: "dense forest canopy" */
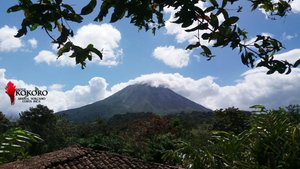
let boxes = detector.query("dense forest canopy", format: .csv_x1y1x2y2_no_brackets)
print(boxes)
1,104,300,168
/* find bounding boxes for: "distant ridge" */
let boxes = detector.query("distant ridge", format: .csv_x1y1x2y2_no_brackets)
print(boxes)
57,84,211,122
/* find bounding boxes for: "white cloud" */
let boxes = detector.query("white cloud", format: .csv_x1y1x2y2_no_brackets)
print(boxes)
47,77,109,111
34,50,75,66
2,49,300,118
153,46,190,68
49,84,64,91
111,49,300,110
110,69,300,111
273,48,300,63
0,69,110,118
291,1,300,13
34,23,123,67
34,50,58,65
28,38,38,48
0,25,23,52
110,73,220,107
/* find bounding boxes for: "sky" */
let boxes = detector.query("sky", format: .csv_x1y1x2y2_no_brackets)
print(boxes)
0,1,299,118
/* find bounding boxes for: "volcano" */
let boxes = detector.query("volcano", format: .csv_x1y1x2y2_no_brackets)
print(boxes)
57,84,211,122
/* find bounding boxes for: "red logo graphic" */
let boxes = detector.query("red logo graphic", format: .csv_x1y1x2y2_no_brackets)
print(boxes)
6,81,16,105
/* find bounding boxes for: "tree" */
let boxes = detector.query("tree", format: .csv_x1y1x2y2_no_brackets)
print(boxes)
0,112,11,134
19,105,56,131
212,107,250,134
7,0,299,72
144,133,183,164
18,104,63,154
286,104,300,124
80,134,132,155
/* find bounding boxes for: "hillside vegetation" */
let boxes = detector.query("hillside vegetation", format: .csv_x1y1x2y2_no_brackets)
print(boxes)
1,104,300,168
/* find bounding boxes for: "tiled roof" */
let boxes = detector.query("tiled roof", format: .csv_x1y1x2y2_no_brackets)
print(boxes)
0,146,183,169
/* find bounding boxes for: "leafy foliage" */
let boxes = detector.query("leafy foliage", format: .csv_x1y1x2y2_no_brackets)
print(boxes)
0,128,42,164
164,106,300,169
212,107,251,134
249,108,300,168
2,104,300,168
7,0,299,73
7,0,102,69
81,134,132,155
285,104,300,124
18,104,66,154
0,112,11,134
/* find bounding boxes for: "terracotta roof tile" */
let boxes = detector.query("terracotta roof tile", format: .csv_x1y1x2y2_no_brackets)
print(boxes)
0,146,183,169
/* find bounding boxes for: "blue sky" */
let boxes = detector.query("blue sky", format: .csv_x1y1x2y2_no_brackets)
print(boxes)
0,1,299,117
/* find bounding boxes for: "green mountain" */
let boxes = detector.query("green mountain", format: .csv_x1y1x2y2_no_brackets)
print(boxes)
57,84,211,122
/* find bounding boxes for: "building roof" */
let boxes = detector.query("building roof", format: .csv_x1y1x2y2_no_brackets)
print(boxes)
0,145,183,169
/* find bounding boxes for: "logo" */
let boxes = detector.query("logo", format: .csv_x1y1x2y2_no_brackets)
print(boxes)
5,81,48,105
5,81,16,105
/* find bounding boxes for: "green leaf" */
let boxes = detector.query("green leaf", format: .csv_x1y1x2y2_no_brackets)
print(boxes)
228,16,239,24
15,27,27,38
202,33,210,40
185,23,208,32
114,6,126,22
44,23,53,31
210,14,219,28
201,45,212,55
267,68,276,74
292,127,298,144
186,42,200,50
61,3,75,13
294,59,300,67
256,61,267,67
223,16,239,26
87,54,92,61
56,25,70,44
0,127,42,163
241,53,247,65
110,12,120,23
243,52,254,67
69,14,83,23
86,44,103,59
181,19,193,28
204,6,215,13
29,24,39,31
94,1,112,22
221,0,228,8
81,0,97,15
57,42,72,57
90,47,103,60
209,0,219,7
7,5,22,13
